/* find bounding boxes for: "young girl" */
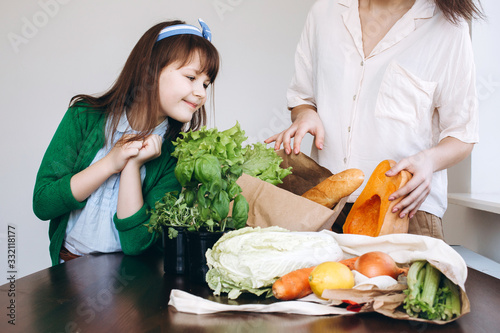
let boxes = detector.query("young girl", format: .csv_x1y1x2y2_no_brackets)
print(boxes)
33,19,220,265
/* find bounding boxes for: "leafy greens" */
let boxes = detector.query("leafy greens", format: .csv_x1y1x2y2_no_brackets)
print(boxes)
146,122,292,236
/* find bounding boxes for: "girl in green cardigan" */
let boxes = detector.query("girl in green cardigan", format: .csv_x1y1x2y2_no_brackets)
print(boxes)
33,19,220,265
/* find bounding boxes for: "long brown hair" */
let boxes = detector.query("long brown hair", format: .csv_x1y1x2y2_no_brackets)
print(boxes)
70,20,220,142
436,0,484,23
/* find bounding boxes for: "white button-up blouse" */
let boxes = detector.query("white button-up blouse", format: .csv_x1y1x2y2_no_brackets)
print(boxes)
287,0,479,217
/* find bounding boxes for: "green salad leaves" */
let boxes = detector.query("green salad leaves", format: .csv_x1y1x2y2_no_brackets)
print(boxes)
147,122,292,236
172,122,291,186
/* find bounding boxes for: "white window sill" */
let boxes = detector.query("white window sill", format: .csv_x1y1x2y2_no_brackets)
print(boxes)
451,245,500,279
448,193,500,215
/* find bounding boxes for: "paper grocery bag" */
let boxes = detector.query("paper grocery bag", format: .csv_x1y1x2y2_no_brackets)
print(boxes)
321,231,471,324
274,150,333,196
236,150,346,232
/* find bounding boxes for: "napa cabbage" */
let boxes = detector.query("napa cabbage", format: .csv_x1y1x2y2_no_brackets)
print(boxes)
205,226,344,299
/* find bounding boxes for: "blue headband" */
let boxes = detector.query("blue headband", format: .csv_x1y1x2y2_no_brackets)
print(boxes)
156,18,212,42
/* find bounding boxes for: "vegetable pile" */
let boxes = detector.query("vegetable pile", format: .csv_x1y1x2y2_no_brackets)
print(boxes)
271,251,407,301
146,123,292,236
205,226,344,299
403,261,462,321
203,226,464,323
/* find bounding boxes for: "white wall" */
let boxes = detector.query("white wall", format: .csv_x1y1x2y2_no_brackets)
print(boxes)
470,0,500,194
0,0,314,278
443,0,500,263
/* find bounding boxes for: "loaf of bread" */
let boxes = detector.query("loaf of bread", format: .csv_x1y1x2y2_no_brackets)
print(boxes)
301,168,365,208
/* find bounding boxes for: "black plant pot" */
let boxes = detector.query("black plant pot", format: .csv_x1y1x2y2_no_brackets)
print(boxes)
185,230,224,284
162,226,188,275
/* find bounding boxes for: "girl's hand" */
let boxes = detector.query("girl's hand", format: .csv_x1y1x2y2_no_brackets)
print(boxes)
70,134,143,202
116,134,162,219
264,105,324,154
128,134,162,167
106,135,144,174
385,151,434,219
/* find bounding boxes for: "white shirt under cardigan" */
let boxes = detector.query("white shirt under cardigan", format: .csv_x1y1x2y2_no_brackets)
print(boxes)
287,0,479,218
64,113,168,256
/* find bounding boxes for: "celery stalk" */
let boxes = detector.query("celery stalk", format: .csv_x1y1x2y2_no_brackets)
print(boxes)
403,261,461,321
407,261,426,299
404,261,453,320
420,262,442,317
443,277,461,318
403,261,427,316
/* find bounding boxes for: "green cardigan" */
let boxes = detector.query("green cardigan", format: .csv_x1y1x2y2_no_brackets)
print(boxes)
33,105,181,265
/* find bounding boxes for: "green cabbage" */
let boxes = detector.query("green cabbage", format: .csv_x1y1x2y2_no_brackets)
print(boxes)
205,226,344,299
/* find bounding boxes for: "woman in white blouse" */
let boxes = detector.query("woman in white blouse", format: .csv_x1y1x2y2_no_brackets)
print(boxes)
266,0,484,239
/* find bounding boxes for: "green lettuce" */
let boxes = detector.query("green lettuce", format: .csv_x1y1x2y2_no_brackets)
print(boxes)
172,122,292,185
205,227,344,299
241,142,292,185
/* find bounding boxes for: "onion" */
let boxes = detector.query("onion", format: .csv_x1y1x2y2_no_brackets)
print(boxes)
353,251,406,279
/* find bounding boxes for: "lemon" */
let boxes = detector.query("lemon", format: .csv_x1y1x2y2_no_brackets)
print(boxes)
309,261,355,299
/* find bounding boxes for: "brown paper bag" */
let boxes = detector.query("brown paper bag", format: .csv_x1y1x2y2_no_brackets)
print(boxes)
236,150,346,232
322,273,470,324
275,150,332,196
321,231,471,324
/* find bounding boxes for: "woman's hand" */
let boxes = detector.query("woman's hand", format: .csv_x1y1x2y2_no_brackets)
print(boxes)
386,137,474,219
385,151,434,219
264,105,325,154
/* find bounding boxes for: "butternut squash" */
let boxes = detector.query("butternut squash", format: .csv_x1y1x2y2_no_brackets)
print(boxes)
343,160,412,236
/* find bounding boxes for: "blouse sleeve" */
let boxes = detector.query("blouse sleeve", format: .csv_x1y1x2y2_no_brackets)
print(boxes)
286,6,317,110
435,21,479,144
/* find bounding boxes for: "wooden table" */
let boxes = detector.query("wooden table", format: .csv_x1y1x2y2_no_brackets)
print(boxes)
1,249,499,333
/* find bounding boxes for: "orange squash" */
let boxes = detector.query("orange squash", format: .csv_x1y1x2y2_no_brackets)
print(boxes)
343,160,412,236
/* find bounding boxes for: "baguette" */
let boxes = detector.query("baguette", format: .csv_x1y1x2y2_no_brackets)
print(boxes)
301,168,365,208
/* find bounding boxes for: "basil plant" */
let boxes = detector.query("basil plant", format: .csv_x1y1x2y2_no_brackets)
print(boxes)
147,122,291,237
